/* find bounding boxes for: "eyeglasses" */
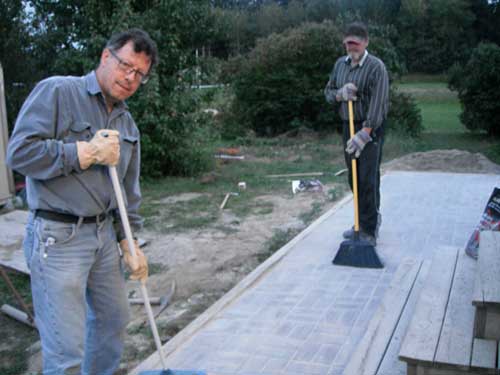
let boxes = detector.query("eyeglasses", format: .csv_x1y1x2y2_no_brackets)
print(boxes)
109,49,149,84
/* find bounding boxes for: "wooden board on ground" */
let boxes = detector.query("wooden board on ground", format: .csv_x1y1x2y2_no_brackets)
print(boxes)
0,210,29,274
376,260,431,375
434,250,476,367
344,257,423,375
399,247,459,365
473,231,500,307
470,338,496,369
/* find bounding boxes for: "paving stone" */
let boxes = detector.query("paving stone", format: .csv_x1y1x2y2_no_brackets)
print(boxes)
293,341,322,362
313,343,342,365
261,357,290,372
237,355,269,373
284,360,331,374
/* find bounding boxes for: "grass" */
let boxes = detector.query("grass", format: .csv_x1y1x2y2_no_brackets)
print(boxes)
393,76,500,164
140,133,348,233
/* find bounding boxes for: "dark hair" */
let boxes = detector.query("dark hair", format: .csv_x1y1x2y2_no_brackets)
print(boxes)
106,28,158,72
343,22,369,40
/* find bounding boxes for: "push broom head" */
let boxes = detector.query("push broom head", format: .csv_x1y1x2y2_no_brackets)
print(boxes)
332,237,383,269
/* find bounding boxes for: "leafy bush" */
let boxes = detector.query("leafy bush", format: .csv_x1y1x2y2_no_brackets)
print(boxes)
386,88,423,137
226,21,421,137
128,77,216,178
448,43,500,136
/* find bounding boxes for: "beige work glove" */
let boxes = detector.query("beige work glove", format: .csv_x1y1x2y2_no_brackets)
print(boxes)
76,129,120,170
120,239,149,283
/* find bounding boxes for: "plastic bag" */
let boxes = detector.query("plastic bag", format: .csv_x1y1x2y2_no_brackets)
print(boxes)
292,179,324,194
465,187,500,259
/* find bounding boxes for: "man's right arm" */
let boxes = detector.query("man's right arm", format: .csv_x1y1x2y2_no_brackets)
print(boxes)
324,68,338,104
6,79,83,179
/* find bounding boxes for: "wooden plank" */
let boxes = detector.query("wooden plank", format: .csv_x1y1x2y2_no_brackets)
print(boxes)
483,307,500,339
473,306,486,338
377,260,431,375
497,341,500,371
399,247,459,365
412,365,485,375
265,172,324,178
473,231,500,307
0,210,30,274
0,63,15,203
434,250,476,367
471,338,496,369
344,258,423,375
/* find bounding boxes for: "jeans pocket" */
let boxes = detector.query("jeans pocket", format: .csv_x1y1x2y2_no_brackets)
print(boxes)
38,219,78,247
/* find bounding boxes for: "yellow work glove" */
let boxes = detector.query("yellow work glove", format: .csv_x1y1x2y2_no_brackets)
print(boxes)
120,239,149,283
76,129,120,170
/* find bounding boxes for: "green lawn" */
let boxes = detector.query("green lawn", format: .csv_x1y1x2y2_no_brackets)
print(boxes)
394,78,500,164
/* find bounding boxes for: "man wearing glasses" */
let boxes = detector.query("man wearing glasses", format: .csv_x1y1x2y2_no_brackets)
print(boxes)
7,29,157,374
324,22,389,247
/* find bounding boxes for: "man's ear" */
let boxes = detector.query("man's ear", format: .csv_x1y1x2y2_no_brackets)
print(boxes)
100,48,111,66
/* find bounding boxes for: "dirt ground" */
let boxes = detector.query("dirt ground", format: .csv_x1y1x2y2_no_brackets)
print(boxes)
20,149,500,374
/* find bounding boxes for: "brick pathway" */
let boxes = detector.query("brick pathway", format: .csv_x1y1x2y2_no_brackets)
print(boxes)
133,171,498,375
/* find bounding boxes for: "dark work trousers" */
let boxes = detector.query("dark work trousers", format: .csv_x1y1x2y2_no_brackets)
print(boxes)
342,121,385,237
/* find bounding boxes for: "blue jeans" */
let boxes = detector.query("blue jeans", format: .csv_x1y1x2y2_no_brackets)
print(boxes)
23,211,35,269
28,216,130,375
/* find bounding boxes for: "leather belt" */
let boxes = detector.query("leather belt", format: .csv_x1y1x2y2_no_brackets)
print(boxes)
35,209,108,224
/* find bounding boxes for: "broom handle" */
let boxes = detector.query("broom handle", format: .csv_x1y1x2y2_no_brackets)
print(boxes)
348,100,360,232
108,166,167,370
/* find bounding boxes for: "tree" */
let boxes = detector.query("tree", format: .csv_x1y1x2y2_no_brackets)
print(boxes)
449,43,500,136
470,0,500,45
396,0,475,73
9,0,220,177
0,0,35,129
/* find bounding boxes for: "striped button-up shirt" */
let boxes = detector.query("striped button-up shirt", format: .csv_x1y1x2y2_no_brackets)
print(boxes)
324,51,389,130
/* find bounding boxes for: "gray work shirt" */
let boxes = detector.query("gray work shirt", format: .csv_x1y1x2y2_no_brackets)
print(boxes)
6,71,142,238
324,51,389,130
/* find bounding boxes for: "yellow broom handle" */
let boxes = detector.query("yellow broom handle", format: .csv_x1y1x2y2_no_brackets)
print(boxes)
348,100,360,232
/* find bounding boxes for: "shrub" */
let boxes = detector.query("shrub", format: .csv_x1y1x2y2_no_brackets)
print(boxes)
128,77,216,178
386,88,423,137
448,43,500,136
226,21,421,137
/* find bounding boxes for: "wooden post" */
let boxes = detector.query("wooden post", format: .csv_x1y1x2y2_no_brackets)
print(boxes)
0,62,15,205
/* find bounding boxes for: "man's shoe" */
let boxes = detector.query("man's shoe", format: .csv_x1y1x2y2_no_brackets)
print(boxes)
343,214,382,240
360,232,377,247
342,228,377,246
343,226,355,239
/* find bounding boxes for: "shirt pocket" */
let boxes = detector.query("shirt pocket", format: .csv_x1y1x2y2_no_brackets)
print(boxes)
63,121,94,143
118,135,138,176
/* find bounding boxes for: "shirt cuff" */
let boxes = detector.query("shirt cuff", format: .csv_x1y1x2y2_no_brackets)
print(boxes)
63,142,83,174
362,120,373,129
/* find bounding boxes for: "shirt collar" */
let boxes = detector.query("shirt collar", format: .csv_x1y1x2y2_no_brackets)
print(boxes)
84,71,128,110
345,50,369,67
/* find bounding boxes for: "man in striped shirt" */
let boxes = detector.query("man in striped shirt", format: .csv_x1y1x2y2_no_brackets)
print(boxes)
324,22,389,246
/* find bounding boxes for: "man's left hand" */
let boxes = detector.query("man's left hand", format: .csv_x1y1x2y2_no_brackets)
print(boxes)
120,239,149,283
346,129,372,158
